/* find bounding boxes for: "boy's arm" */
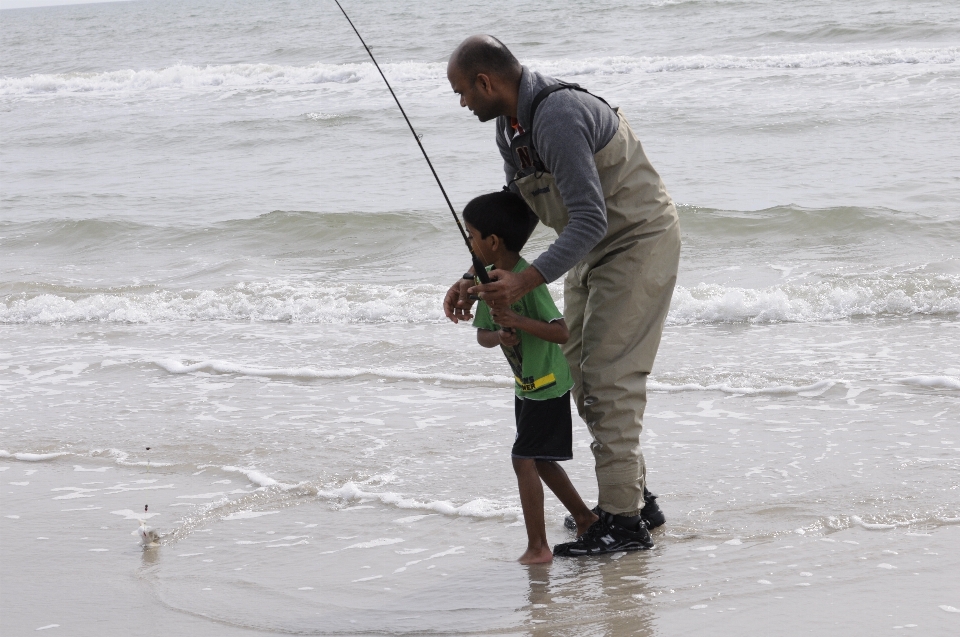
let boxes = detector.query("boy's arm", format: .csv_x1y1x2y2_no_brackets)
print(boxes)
476,328,501,348
477,328,521,348
490,308,569,345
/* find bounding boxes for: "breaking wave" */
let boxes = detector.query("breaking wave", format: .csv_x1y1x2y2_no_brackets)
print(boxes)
3,274,957,325
668,277,960,324
317,482,522,520
1,281,447,324
896,375,960,391
3,47,956,95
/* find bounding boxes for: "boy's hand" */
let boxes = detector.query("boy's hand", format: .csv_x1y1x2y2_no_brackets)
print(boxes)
490,305,523,330
498,329,520,347
443,278,475,323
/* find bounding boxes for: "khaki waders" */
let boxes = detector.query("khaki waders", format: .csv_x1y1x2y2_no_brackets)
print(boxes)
514,109,681,515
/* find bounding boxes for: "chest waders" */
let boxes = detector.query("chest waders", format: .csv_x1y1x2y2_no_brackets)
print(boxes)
509,85,681,516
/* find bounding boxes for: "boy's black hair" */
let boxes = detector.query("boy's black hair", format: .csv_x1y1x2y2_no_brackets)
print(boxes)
462,190,535,252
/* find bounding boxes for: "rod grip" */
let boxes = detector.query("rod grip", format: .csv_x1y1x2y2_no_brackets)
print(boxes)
472,256,491,284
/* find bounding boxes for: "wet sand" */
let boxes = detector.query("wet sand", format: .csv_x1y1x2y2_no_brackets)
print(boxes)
3,321,958,635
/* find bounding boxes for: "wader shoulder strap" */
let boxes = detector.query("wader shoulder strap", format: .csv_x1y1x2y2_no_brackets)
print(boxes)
509,82,613,180
529,82,612,128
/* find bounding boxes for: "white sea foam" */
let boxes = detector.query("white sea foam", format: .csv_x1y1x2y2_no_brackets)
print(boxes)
0,282,447,324
92,448,175,468
850,516,898,530
4,277,956,325
896,375,960,391
304,112,339,121
0,450,72,462
342,538,404,550
532,48,960,76
648,379,836,395
153,358,512,386
222,510,281,521
3,48,956,95
218,465,301,490
111,509,159,520
152,357,845,396
668,280,960,325
319,482,521,520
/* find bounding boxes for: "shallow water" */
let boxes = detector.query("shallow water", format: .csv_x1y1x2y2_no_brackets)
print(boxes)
2,0,959,634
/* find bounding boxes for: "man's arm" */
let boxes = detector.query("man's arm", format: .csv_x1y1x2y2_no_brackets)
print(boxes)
529,93,613,284
470,93,615,306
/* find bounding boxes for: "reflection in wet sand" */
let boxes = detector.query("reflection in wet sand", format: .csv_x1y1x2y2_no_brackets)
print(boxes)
524,554,654,636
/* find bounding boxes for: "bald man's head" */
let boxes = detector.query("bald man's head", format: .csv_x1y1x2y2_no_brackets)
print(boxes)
448,35,522,82
447,35,522,122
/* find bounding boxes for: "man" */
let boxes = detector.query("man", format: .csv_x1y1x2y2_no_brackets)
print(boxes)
443,35,681,556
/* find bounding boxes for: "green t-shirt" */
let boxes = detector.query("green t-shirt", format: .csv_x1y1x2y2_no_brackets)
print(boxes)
473,258,573,400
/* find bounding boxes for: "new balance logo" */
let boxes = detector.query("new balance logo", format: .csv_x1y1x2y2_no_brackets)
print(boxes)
516,146,534,169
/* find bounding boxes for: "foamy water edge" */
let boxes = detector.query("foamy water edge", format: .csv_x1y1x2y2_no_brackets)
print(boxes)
3,48,957,95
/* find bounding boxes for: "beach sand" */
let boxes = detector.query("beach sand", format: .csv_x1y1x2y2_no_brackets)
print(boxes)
3,322,959,635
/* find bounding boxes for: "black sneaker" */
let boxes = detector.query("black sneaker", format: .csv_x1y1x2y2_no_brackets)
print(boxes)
553,510,654,557
563,488,666,531
641,488,666,530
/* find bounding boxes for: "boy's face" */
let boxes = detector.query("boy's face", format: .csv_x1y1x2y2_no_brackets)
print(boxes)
465,222,497,266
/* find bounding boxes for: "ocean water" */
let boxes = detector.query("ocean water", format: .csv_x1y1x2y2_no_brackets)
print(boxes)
2,0,959,635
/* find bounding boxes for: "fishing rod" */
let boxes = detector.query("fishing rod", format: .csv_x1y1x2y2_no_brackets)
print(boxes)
334,0,491,285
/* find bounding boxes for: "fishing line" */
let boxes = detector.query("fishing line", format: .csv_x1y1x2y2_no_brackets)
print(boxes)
334,0,492,285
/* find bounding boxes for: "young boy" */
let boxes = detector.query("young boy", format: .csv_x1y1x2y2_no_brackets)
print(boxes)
462,190,598,564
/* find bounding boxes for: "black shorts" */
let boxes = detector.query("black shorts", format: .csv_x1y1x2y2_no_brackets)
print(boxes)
512,391,573,461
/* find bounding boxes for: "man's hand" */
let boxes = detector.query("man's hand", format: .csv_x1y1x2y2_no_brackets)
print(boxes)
498,328,520,347
443,278,476,323
468,266,545,308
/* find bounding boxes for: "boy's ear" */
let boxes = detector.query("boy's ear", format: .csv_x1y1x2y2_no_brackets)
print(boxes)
488,233,500,252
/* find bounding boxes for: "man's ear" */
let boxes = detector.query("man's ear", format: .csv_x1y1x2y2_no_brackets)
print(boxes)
475,72,493,94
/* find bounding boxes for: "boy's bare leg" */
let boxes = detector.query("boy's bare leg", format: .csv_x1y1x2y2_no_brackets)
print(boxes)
512,457,553,564
535,460,599,537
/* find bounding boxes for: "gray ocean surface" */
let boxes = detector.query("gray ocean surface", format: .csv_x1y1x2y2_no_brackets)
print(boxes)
2,0,959,635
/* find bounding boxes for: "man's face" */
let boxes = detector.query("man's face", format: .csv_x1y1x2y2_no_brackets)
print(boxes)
447,64,499,122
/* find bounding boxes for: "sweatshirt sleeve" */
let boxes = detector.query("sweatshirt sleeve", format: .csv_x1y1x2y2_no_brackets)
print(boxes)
528,96,611,283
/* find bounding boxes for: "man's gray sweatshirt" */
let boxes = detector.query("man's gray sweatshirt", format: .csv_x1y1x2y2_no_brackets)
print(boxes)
496,67,619,284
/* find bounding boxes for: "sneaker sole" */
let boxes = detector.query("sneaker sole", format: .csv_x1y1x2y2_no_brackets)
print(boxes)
554,539,654,557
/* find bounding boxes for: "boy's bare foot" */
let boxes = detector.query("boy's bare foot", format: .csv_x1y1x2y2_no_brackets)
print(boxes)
575,510,599,538
518,545,554,564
